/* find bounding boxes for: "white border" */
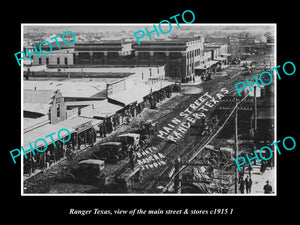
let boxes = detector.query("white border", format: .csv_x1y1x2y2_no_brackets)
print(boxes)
21,23,277,196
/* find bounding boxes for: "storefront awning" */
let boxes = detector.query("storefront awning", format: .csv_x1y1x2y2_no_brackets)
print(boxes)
108,84,152,107
148,80,174,92
23,116,102,150
214,57,227,61
195,60,219,70
57,116,96,133
23,123,73,150
80,100,123,119
221,53,231,57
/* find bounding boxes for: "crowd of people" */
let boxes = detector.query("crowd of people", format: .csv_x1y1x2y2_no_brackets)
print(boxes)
24,128,97,176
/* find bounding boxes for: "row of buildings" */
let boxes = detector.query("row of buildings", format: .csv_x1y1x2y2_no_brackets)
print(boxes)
23,64,181,176
21,36,237,177
23,33,274,177
25,37,230,82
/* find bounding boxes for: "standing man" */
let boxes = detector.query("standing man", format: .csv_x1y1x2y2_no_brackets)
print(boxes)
263,180,273,194
239,176,245,194
245,175,252,194
46,151,51,168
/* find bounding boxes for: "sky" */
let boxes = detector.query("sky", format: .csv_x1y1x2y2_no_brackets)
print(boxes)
23,24,275,43
23,24,275,35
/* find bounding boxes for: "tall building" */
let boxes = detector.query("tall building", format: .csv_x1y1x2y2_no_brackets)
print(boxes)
72,37,205,81
132,37,204,81
74,38,133,65
29,37,206,82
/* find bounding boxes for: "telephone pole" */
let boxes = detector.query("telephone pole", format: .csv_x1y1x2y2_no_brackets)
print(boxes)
234,97,239,193
254,86,257,130
174,157,182,194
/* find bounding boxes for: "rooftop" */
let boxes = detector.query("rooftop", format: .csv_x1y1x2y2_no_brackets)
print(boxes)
26,65,162,74
80,100,123,119
23,115,49,132
78,159,105,165
23,89,56,104
24,80,107,99
23,103,51,115
135,37,203,44
205,37,228,44
23,123,70,149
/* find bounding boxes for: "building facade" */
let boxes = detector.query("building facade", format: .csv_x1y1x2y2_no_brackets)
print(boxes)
74,39,133,65
24,89,67,125
72,37,205,81
32,49,74,66
132,38,204,81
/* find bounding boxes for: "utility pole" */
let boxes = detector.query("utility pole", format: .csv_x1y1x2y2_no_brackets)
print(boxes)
179,59,182,92
254,86,257,130
174,157,182,194
234,97,239,194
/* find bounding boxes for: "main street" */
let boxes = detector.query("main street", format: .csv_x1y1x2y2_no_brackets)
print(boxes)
130,65,249,193
24,60,272,194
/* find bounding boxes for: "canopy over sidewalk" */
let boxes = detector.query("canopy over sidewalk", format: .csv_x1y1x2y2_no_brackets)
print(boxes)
107,84,152,106
195,61,219,70
80,100,123,119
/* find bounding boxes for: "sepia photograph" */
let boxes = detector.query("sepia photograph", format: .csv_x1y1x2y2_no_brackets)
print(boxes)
21,23,276,195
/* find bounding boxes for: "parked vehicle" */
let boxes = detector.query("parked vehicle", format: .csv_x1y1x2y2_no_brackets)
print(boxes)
92,142,125,163
69,159,106,185
116,133,144,151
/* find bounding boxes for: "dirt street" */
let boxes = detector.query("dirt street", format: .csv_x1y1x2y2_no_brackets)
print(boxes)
24,62,268,194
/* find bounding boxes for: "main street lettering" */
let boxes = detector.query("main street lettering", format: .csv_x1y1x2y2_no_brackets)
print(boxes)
157,88,229,142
